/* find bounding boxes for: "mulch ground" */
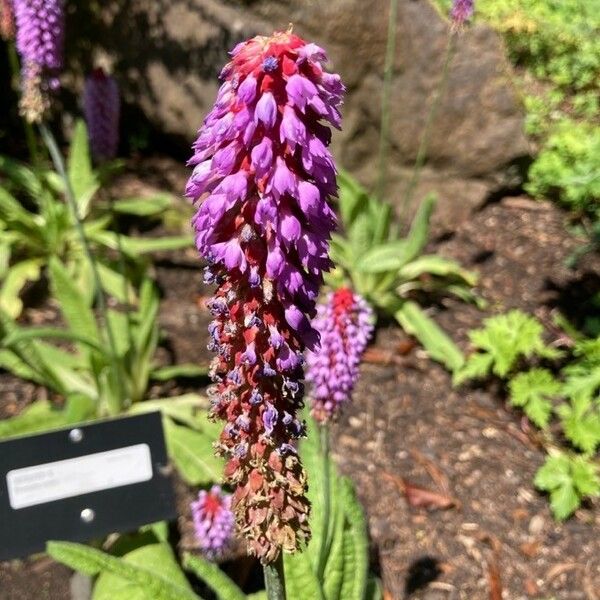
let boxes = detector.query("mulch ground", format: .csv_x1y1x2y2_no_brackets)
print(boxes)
1,189,599,599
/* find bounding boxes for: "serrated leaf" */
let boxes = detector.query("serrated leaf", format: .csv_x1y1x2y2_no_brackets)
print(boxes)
509,368,561,428
558,401,600,454
534,453,571,491
182,553,245,600
549,482,580,520
47,542,197,600
571,456,600,496
453,352,494,386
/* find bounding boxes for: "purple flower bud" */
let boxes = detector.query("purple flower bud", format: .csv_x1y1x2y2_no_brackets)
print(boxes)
83,68,120,162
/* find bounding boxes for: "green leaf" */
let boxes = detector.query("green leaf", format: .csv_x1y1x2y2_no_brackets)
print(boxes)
452,352,494,386
49,257,101,353
395,301,463,370
337,170,369,228
0,401,67,438
47,542,197,600
111,195,172,217
355,241,409,274
509,368,561,428
120,235,194,256
3,326,109,358
68,120,98,216
339,478,369,600
398,255,477,286
549,482,580,520
402,193,436,264
0,155,43,198
0,259,43,318
285,551,326,600
151,363,209,381
163,418,223,485
557,401,600,454
182,553,245,600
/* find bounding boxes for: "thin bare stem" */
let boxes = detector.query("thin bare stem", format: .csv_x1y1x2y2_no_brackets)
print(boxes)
401,33,457,221
376,0,399,201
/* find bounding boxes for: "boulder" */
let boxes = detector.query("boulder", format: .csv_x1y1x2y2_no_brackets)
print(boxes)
68,0,529,230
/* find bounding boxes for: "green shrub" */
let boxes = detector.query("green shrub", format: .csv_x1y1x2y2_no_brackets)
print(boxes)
525,121,600,216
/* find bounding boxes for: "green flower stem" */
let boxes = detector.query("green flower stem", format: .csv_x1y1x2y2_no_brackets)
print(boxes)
264,556,286,600
376,0,399,201
317,424,331,578
39,123,125,414
401,32,457,220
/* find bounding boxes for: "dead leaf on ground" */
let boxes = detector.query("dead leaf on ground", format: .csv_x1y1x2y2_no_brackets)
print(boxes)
487,559,503,600
520,540,540,558
383,472,458,510
524,578,539,596
410,449,451,494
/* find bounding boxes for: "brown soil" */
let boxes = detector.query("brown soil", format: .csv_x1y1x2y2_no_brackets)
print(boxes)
1,193,599,599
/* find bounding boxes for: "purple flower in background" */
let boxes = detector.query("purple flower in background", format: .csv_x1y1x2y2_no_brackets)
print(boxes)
307,288,374,423
186,29,344,564
191,486,235,559
451,0,474,29
83,68,120,162
0,0,15,41
13,0,64,122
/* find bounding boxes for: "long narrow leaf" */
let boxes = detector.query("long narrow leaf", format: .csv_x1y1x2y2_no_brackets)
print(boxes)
183,553,245,600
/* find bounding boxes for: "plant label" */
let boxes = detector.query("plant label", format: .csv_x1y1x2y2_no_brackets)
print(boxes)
0,412,176,560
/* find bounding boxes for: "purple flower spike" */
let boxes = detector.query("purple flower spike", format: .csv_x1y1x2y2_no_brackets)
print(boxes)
451,0,474,29
83,68,120,163
191,485,235,559
13,0,64,122
186,29,344,564
307,288,374,423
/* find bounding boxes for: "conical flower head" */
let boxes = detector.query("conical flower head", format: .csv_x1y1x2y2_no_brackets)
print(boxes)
307,288,374,423
191,485,235,559
186,29,344,563
13,0,64,122
451,0,474,29
83,68,120,162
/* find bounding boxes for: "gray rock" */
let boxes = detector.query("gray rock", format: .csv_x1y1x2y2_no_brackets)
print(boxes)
69,0,528,230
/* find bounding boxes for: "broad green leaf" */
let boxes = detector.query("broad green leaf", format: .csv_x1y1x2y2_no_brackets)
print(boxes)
3,327,109,357
163,418,223,485
97,261,135,305
0,258,43,318
285,551,325,600
339,479,369,600
398,255,477,286
67,120,98,216
557,401,600,454
549,483,580,520
120,235,194,256
47,542,197,600
0,348,46,384
337,170,369,228
183,553,245,600
452,352,494,386
355,241,409,274
111,195,172,216
49,257,100,349
0,187,39,230
395,301,463,370
0,155,43,198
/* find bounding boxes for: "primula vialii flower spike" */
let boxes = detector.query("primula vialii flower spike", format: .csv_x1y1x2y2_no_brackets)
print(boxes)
451,0,474,29
13,0,65,122
185,30,344,563
191,485,235,559
83,68,120,163
307,288,374,423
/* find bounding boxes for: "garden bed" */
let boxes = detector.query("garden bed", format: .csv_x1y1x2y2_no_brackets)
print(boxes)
1,184,598,598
